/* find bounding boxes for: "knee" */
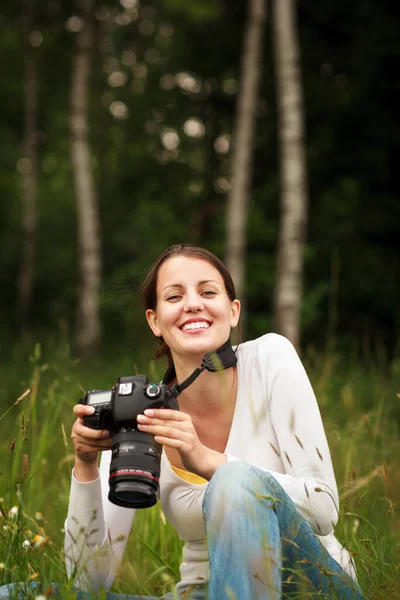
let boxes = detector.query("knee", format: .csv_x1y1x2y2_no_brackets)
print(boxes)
203,460,278,516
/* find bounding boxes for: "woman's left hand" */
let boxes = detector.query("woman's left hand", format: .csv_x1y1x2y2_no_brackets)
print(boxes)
137,409,225,480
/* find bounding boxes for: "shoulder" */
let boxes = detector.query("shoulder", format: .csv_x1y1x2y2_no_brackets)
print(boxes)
237,334,304,388
237,333,297,361
235,334,299,388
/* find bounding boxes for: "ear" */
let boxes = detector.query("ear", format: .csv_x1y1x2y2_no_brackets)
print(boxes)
230,299,241,328
146,309,162,337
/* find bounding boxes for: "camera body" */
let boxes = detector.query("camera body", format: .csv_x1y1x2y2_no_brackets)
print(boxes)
79,375,179,509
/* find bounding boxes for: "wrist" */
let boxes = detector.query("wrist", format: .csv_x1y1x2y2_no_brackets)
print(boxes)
74,454,99,482
201,449,227,481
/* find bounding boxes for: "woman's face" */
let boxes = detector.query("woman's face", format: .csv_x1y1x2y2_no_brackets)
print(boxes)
146,255,240,363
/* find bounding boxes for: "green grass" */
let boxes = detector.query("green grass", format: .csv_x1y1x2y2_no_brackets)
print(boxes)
0,340,399,599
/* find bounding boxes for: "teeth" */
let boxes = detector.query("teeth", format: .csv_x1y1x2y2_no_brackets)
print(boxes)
182,321,210,331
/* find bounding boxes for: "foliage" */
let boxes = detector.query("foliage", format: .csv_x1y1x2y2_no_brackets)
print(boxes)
0,2,399,356
0,342,399,598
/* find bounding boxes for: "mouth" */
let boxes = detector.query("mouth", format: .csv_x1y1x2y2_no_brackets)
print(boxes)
180,320,211,332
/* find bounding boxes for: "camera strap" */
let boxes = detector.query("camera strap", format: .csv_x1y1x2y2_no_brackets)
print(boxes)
162,339,238,396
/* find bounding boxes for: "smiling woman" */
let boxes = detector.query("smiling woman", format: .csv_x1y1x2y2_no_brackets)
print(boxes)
142,245,240,367
61,244,365,600
144,251,240,375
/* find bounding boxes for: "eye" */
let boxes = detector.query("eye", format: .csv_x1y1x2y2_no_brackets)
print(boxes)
166,294,182,302
202,290,217,297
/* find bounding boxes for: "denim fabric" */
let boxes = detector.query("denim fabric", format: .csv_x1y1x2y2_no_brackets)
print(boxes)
203,460,364,600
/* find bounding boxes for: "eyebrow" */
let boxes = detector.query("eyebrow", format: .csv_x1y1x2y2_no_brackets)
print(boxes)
163,279,221,291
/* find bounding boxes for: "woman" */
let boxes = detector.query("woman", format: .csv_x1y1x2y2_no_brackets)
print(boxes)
65,244,364,600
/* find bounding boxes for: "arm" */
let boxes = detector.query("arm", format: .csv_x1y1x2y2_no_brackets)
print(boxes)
64,451,136,592
262,334,339,535
64,405,136,592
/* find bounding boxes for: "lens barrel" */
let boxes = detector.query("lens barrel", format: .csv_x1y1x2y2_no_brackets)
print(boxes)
108,429,161,509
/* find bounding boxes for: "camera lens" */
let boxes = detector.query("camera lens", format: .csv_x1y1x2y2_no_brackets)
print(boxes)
108,429,161,509
111,482,155,508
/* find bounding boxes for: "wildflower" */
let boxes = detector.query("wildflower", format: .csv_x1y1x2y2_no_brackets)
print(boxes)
32,534,50,549
35,596,47,600
35,512,43,521
9,506,19,517
33,534,44,544
0,563,5,569
22,540,31,550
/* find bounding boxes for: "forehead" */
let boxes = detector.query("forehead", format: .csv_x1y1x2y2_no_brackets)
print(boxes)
157,256,223,289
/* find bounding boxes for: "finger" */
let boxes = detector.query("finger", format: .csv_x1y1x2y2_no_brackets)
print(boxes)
73,421,110,440
143,409,187,421
73,404,95,417
75,440,111,454
72,431,112,449
153,435,187,450
138,423,189,441
137,415,189,429
75,437,112,448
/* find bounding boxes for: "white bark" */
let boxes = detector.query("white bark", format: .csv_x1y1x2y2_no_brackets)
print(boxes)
70,0,102,356
226,0,267,304
17,0,37,330
272,0,308,350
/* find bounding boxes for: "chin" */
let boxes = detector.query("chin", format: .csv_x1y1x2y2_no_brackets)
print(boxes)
182,336,222,356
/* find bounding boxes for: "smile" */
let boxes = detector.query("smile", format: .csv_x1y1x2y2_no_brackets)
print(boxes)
181,321,210,331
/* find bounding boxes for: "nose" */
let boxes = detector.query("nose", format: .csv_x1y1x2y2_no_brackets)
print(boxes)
183,296,204,312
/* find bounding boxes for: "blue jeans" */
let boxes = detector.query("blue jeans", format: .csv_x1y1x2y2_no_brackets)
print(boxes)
0,462,364,599
203,461,364,599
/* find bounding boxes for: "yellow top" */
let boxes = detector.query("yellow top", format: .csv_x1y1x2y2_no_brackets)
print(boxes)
170,463,207,485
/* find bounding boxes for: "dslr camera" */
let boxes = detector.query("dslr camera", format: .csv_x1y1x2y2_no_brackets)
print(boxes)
79,376,179,509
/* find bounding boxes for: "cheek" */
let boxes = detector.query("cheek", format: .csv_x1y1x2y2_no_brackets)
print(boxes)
158,305,180,329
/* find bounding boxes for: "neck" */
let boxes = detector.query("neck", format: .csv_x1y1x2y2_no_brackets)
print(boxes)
175,364,237,416
167,339,237,389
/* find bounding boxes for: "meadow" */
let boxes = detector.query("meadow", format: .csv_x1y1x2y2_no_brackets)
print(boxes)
0,339,399,599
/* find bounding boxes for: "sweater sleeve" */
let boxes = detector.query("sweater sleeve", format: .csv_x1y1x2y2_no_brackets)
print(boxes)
64,451,135,592
262,334,339,535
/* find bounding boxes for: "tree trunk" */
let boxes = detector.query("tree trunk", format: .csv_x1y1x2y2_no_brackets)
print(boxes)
272,0,308,351
69,0,101,357
225,0,267,318
17,0,37,332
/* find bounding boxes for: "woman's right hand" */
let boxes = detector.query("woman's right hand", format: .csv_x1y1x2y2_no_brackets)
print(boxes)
71,404,112,465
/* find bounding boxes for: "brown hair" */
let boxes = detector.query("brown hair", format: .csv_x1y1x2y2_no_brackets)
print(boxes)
142,244,238,363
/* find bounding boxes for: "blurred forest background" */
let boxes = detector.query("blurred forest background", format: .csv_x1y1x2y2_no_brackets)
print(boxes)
1,0,399,361
0,1,400,597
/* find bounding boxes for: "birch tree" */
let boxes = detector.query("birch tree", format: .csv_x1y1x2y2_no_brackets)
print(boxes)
17,0,38,332
225,0,267,311
69,0,101,357
272,0,308,350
